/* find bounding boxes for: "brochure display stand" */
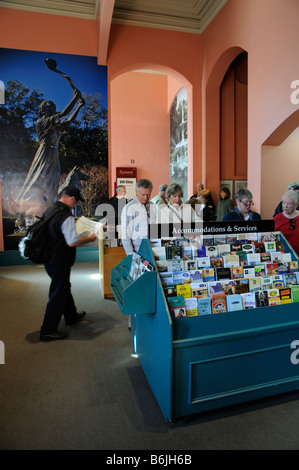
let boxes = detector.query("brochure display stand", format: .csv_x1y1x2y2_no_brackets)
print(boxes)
98,223,126,299
98,243,126,299
110,254,157,315
111,222,299,421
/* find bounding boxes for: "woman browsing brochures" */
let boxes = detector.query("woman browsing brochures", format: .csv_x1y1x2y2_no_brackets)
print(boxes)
158,183,201,224
222,188,261,221
274,190,299,256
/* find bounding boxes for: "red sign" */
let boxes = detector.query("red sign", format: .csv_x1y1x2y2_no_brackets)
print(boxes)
116,167,137,178
116,167,137,199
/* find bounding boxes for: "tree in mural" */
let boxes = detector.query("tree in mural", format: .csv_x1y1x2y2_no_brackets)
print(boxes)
0,80,42,170
170,91,188,198
60,93,108,170
57,92,108,217
0,80,43,218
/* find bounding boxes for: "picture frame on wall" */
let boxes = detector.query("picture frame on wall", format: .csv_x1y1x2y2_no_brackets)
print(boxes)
220,180,234,197
235,180,248,193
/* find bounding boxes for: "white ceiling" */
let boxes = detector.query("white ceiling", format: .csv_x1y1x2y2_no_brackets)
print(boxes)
0,0,227,34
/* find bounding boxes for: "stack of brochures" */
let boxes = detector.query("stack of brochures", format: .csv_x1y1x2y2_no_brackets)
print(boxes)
150,231,299,318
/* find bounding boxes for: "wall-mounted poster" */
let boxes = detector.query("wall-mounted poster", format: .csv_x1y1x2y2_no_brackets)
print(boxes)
170,87,188,201
235,180,248,194
0,48,108,250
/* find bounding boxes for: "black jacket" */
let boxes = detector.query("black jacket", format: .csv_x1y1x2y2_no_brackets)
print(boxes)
44,201,76,266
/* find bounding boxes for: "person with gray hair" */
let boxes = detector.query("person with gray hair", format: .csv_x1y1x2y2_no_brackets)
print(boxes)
158,182,201,224
107,184,127,225
121,178,157,255
151,183,168,207
116,184,127,195
273,181,299,217
222,188,261,221
274,189,299,255
190,182,204,199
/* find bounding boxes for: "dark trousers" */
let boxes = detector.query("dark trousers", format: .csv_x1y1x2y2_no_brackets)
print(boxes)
41,262,77,334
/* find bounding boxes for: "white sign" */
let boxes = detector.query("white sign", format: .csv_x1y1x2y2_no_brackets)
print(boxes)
117,177,136,200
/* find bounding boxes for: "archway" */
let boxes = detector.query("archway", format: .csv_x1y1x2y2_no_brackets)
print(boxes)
261,109,299,218
204,46,247,202
109,64,192,199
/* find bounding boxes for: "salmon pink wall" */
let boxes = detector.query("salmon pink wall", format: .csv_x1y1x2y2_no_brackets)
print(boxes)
262,128,299,219
0,7,97,56
1,1,298,219
110,71,170,196
201,0,299,213
107,24,202,197
110,69,194,199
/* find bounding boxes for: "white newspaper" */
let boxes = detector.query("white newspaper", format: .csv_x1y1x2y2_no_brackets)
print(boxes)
75,216,103,246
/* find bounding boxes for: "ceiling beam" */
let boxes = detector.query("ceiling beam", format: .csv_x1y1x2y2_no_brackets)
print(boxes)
97,0,115,65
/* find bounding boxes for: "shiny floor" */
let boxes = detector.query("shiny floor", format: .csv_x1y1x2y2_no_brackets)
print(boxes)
1,261,299,450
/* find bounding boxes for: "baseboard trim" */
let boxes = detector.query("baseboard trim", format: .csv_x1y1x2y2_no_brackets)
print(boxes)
0,247,99,266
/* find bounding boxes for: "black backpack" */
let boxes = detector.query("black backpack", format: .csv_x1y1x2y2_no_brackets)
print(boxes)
19,206,63,264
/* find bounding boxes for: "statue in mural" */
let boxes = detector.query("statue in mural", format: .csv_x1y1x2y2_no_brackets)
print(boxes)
58,166,89,195
16,58,85,230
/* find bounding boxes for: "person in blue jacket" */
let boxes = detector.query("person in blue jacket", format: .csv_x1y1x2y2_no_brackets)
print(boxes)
222,188,261,221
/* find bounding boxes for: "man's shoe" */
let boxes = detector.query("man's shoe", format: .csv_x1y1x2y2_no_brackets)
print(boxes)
65,311,86,325
40,331,68,342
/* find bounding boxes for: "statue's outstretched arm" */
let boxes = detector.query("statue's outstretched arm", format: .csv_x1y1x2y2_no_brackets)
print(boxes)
59,89,82,118
59,97,85,132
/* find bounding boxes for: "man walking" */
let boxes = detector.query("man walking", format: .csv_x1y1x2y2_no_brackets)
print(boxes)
40,185,97,341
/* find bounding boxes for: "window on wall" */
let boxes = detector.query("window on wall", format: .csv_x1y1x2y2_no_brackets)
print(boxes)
170,88,188,200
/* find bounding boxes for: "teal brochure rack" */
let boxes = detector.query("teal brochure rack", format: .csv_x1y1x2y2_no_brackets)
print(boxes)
110,239,173,420
111,237,299,421
110,253,156,315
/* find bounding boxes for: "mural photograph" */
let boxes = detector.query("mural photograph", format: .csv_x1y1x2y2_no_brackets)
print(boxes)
0,48,108,250
170,87,188,201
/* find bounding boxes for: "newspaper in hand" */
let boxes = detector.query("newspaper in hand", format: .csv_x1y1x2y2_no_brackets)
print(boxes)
75,216,103,246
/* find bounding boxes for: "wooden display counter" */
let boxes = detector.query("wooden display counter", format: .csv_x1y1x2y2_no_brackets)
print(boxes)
98,237,126,299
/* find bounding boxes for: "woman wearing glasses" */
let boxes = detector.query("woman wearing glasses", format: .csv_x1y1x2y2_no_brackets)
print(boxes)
222,188,261,221
274,190,299,256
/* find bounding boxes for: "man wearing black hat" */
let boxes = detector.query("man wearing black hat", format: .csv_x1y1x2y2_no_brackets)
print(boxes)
40,185,97,341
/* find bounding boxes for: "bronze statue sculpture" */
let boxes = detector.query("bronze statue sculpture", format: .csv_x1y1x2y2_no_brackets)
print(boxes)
16,58,85,230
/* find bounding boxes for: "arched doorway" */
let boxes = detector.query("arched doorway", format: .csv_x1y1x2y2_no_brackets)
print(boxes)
220,51,248,200
109,65,192,199
261,109,299,218
204,47,247,203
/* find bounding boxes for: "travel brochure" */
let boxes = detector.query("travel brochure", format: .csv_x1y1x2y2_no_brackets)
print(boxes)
150,231,299,318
